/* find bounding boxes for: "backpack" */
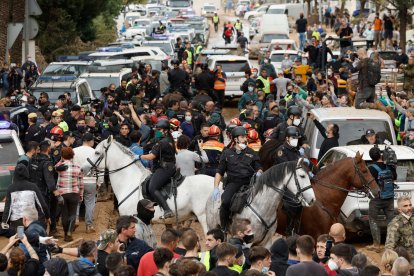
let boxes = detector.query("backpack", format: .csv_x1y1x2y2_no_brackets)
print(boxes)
366,59,381,86
370,164,395,200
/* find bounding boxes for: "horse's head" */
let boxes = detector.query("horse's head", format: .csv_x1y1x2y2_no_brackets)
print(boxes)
82,136,114,175
285,159,316,207
351,151,380,198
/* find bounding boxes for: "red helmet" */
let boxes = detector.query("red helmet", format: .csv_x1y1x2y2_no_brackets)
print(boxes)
264,128,274,139
229,118,241,126
169,118,180,130
242,122,252,130
50,126,63,137
247,129,259,141
208,125,221,136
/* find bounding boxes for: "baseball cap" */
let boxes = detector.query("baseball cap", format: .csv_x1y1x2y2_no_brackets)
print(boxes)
28,113,37,119
365,129,376,136
138,199,158,209
97,229,118,250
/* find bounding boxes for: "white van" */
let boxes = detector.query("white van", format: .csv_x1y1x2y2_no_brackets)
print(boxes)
302,107,397,164
318,145,414,235
88,47,166,60
206,55,252,98
266,3,307,18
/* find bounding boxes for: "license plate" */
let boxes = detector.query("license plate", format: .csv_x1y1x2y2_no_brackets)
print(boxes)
394,191,412,199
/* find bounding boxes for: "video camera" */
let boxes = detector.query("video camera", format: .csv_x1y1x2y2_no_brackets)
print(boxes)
382,140,397,166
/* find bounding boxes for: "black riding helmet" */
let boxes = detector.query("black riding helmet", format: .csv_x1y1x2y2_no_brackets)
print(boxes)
285,126,301,138
231,126,247,138
287,105,302,117
155,119,170,130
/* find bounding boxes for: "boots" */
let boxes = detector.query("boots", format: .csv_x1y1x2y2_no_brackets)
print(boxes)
65,219,75,242
153,190,173,219
219,207,229,231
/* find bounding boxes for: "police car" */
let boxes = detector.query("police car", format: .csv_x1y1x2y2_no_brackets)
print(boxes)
0,122,25,212
318,145,414,236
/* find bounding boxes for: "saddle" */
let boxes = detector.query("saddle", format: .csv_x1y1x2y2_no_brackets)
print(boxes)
229,185,252,215
141,170,186,202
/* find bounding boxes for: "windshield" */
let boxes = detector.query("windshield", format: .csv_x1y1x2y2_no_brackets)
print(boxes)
134,20,150,27
0,139,19,165
189,23,204,31
271,54,297,63
42,64,88,76
216,61,250,72
126,15,140,23
143,42,173,54
32,89,78,104
315,120,393,148
203,6,216,11
267,8,285,14
170,0,190,7
83,76,120,93
262,34,289,43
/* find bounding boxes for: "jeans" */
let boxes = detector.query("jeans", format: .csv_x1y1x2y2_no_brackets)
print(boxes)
61,193,80,235
298,32,306,51
77,182,97,226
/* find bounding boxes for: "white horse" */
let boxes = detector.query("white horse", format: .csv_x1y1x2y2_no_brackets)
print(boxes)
82,136,218,234
206,159,316,248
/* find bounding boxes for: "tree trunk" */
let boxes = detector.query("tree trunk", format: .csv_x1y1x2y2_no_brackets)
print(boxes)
400,7,408,53
306,0,311,18
314,0,318,15
359,0,366,20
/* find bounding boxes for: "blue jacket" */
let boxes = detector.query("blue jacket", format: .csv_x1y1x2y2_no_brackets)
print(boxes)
20,220,48,275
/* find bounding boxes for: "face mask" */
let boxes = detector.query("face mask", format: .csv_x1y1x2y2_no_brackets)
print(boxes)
77,126,85,132
155,130,164,139
253,72,258,77
293,118,301,126
289,138,299,147
185,115,192,122
264,59,269,63
238,143,247,150
262,267,269,274
284,56,288,60
327,259,339,271
243,233,254,244
248,86,254,92
137,201,155,225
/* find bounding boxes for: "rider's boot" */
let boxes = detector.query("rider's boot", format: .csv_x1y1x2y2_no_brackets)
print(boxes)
153,190,174,219
219,207,229,232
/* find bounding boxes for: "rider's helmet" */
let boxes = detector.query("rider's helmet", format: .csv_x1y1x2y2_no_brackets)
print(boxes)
285,126,301,138
171,59,180,66
208,125,221,136
50,126,63,141
231,126,248,138
229,117,241,126
156,119,170,130
287,105,302,118
169,118,180,130
247,129,259,142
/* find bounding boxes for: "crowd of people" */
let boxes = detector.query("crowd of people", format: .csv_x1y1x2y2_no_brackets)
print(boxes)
1,3,414,276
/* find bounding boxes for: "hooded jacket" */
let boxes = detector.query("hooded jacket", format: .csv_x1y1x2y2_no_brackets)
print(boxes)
1,164,49,224
69,258,101,276
270,238,290,276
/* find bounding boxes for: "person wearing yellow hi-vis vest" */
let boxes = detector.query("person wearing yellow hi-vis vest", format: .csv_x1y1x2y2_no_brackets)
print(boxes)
234,19,243,38
256,69,271,94
194,43,203,61
182,42,194,67
213,12,219,32
198,228,224,271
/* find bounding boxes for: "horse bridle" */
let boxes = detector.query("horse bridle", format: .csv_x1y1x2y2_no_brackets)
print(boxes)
314,157,376,198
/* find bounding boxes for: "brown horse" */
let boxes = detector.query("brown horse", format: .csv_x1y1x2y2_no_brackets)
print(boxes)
259,139,282,171
276,152,380,240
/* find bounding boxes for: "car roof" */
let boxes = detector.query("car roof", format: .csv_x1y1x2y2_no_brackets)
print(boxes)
326,145,414,161
32,79,84,89
270,50,298,55
200,49,231,55
207,55,250,61
311,107,392,120
0,129,25,155
268,4,286,8
49,61,90,65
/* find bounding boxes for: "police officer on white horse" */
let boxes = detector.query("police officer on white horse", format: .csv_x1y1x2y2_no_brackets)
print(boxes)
211,126,263,230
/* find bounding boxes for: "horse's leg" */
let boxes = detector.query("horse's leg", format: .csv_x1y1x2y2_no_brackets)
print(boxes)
196,213,209,236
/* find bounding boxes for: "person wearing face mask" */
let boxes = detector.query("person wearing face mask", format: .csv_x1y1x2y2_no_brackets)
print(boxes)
270,106,308,149
241,69,257,93
212,127,262,230
180,111,195,139
256,69,272,94
385,196,414,265
140,119,176,219
241,246,274,276
327,244,359,276
134,199,157,249
228,218,255,270
238,82,258,111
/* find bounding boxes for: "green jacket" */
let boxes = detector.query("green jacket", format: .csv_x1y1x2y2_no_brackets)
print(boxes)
385,213,414,261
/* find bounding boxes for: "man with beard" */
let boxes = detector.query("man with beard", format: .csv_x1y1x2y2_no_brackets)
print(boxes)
135,199,157,249
104,93,118,112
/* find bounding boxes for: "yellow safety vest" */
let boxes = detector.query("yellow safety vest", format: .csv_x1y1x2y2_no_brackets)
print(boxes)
185,49,193,65
257,76,270,93
213,16,219,23
229,264,243,273
199,251,211,271
235,22,242,30
195,45,203,55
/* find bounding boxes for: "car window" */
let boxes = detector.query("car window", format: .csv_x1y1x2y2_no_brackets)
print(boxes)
315,120,394,148
262,34,289,43
271,54,297,63
367,160,414,182
0,139,19,165
216,60,250,72
318,151,335,168
267,8,285,14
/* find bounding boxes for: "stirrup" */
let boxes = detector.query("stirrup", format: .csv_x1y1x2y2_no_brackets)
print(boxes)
160,210,174,219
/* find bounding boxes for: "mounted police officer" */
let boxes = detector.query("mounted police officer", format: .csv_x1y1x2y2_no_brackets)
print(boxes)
275,126,304,236
140,119,176,219
211,126,262,230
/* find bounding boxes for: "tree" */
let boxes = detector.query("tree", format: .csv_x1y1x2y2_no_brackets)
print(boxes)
386,0,414,53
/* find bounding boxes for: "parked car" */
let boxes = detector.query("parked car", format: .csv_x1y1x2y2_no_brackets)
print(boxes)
244,4,270,21
201,3,218,17
318,145,414,235
302,107,397,165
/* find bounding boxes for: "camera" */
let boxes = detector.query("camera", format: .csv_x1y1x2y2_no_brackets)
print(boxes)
382,141,397,166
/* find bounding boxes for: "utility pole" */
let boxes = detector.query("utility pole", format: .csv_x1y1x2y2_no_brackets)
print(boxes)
24,0,29,59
